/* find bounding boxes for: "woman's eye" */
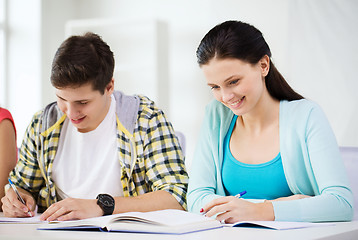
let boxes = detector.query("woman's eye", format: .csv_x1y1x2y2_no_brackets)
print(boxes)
230,80,239,85
79,102,88,105
210,86,219,90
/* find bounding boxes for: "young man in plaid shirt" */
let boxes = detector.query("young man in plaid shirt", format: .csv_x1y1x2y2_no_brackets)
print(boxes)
2,32,188,221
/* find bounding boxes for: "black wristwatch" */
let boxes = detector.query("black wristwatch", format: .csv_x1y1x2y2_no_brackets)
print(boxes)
96,194,115,216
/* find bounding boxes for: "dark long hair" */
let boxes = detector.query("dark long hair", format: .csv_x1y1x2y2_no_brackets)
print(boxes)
196,21,303,101
51,32,114,94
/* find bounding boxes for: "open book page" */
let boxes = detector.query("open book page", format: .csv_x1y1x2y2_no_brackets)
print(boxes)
0,215,43,224
109,209,214,226
224,221,335,230
40,214,121,229
105,209,221,234
38,209,222,234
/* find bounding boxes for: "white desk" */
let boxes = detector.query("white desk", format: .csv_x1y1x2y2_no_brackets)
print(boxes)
0,221,357,240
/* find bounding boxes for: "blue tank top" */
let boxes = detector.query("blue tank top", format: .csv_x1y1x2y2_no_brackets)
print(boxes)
222,115,292,200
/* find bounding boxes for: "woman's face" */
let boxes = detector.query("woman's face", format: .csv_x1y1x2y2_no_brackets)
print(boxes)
202,57,269,116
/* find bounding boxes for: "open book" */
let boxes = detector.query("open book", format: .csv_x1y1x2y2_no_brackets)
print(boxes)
37,209,222,234
36,209,334,234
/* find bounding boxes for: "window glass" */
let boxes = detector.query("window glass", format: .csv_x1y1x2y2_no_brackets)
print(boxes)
0,0,5,104
0,0,4,22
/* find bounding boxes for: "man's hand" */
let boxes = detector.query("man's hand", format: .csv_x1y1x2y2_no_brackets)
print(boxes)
40,198,103,221
1,188,36,217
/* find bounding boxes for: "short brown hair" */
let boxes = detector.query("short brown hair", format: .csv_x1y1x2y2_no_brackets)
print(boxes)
51,32,114,94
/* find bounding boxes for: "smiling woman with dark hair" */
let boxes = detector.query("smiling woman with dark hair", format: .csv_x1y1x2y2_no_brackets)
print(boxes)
187,20,353,223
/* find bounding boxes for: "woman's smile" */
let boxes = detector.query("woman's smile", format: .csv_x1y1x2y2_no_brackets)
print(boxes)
228,96,245,108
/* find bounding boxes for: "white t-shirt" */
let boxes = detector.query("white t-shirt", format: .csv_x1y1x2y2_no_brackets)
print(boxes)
52,94,123,200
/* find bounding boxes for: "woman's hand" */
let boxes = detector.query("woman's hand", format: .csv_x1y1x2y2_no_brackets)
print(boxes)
202,196,274,224
40,198,103,221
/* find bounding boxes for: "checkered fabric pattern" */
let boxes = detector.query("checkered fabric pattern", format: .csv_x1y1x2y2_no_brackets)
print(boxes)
8,95,188,212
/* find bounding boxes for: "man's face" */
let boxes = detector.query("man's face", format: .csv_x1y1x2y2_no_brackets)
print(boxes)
56,81,114,133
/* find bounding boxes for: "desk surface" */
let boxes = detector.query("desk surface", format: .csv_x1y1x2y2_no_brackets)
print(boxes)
0,220,357,240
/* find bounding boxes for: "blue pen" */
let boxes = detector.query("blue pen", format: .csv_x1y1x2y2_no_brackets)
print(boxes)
8,178,32,217
234,190,247,198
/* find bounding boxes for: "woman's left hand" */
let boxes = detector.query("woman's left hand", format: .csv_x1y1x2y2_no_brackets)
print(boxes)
202,196,274,224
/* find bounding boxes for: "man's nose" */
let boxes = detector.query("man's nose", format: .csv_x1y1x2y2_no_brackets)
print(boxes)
66,103,79,119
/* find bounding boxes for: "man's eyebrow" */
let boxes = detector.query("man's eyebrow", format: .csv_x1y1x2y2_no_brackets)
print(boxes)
56,94,66,101
56,95,89,102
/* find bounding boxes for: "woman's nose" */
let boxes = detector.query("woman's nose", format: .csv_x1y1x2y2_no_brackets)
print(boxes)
221,89,234,103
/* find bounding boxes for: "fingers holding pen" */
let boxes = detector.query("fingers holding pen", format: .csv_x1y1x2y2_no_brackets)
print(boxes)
201,196,236,217
14,189,36,216
201,195,257,224
201,191,247,218
1,188,34,217
1,194,25,217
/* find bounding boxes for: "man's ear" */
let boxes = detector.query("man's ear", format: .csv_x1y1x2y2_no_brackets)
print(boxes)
260,55,270,77
105,78,115,95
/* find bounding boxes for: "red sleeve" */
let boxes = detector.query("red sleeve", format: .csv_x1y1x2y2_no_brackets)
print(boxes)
0,108,17,135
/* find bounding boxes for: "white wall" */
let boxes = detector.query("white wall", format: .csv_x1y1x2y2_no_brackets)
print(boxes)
286,0,358,147
7,0,42,141
5,0,358,169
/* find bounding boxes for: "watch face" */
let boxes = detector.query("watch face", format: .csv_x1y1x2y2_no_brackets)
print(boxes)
101,195,114,207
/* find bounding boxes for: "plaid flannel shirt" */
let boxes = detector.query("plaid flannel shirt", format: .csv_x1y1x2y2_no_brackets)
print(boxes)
9,93,188,213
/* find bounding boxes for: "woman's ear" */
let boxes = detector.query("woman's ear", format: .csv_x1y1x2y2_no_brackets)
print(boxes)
260,55,270,77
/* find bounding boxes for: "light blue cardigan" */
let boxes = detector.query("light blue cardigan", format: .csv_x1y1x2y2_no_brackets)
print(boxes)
187,99,353,222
